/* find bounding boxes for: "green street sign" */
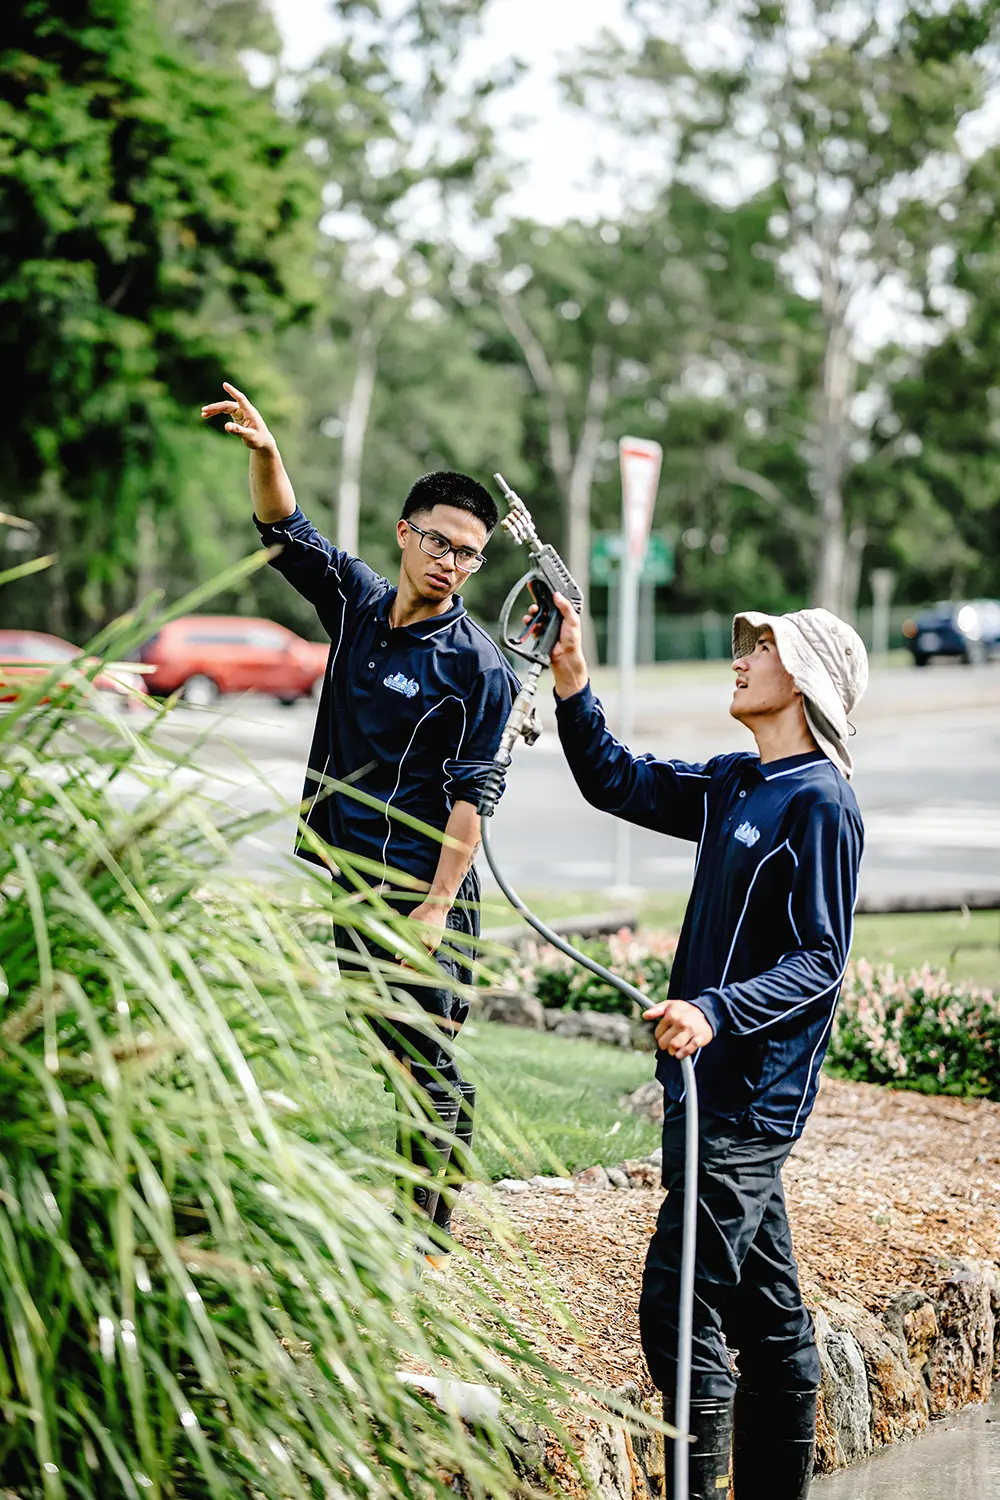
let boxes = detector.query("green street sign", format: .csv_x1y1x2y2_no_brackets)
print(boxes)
591,531,674,585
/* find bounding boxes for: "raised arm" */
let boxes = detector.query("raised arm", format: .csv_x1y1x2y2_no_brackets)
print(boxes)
201,381,295,522
201,382,381,613
545,592,713,841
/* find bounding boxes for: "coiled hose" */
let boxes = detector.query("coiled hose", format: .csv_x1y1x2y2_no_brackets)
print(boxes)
478,807,699,1500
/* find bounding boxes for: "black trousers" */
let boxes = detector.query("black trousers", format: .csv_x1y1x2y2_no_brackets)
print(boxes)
640,1108,821,1401
333,870,478,1095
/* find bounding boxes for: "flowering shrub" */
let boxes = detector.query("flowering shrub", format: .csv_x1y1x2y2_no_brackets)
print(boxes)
485,927,677,1016
488,932,1000,1099
828,959,1000,1099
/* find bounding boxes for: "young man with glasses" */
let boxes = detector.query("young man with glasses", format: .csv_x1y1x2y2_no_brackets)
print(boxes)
201,382,517,1259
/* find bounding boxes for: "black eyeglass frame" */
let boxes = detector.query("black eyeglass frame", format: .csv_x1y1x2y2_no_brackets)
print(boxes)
405,522,487,573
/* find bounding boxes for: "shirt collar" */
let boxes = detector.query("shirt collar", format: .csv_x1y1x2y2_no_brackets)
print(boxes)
375,587,466,639
755,749,830,782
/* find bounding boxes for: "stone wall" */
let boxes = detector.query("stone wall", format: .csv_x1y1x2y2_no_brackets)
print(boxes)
522,1257,1000,1498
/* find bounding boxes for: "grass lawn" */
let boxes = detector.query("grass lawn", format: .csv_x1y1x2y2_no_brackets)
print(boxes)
485,890,1000,989
460,1021,660,1180
348,1020,660,1183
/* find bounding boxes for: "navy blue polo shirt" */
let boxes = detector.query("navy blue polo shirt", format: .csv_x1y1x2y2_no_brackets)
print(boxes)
254,507,518,887
556,683,864,1139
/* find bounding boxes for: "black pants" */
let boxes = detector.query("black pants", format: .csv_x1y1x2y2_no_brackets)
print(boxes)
640,1109,821,1401
333,870,478,1095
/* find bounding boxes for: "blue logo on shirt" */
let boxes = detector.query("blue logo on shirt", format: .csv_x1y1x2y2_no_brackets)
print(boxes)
734,821,761,848
383,672,419,699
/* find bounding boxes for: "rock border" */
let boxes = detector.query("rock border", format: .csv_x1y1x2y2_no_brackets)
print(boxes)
491,1165,1000,1490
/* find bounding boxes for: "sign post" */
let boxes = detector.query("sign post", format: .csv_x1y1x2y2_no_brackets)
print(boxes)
615,436,662,892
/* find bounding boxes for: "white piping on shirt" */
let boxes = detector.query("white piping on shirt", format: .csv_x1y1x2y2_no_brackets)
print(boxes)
441,699,468,806
380,693,462,876
718,839,794,988
761,758,830,782
299,578,347,840
423,611,465,640
786,845,802,946
790,895,858,1134
693,790,710,874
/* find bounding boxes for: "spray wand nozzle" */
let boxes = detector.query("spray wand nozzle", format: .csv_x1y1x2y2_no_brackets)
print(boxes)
477,475,584,818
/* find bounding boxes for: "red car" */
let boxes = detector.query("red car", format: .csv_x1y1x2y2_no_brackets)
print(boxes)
138,615,329,706
0,630,142,708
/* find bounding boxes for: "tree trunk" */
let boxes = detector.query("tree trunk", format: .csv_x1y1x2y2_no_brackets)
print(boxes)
566,345,611,663
840,520,867,623
812,253,855,614
337,316,381,556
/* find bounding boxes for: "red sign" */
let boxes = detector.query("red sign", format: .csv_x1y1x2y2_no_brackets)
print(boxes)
619,437,663,567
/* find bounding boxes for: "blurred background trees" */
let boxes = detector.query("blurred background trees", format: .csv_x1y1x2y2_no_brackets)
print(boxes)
4,0,1000,648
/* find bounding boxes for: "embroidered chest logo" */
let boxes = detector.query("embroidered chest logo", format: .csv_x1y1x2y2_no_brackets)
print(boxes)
734,821,761,848
383,672,419,699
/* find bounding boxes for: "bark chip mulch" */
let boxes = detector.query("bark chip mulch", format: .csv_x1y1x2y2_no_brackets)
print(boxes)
454,1076,1000,1399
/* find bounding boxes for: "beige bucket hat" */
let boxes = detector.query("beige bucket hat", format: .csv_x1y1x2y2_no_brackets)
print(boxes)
732,608,869,780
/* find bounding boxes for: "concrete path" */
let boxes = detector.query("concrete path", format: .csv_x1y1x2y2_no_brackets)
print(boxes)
814,1390,1000,1498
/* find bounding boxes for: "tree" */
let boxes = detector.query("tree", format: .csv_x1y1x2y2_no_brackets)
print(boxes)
570,0,998,615
0,0,317,635
290,0,510,556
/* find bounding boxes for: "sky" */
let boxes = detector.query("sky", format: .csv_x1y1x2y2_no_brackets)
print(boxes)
270,0,637,224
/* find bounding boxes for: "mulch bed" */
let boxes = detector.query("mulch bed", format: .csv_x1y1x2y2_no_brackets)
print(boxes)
455,1076,1000,1400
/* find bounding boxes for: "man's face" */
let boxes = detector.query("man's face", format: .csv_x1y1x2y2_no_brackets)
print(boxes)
730,628,800,723
396,504,489,602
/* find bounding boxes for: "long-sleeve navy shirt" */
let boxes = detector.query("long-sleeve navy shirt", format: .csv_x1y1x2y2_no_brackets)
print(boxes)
556,684,864,1138
254,507,517,888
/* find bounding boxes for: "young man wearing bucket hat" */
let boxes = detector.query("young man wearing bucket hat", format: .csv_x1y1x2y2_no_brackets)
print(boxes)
543,595,866,1500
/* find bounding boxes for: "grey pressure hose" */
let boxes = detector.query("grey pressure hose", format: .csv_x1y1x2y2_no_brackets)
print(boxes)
479,816,699,1500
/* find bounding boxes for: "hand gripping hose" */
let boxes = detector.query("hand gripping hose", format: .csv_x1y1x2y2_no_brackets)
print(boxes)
478,782,699,1499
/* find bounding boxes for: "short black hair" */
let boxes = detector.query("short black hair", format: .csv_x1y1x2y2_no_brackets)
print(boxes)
400,471,498,532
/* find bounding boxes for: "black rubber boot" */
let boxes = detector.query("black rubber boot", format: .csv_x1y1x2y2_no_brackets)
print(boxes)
664,1393,733,1499
430,1081,476,1252
397,1088,461,1243
732,1385,817,1499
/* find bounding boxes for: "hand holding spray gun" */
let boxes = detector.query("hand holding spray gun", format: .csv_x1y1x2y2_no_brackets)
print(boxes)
476,473,699,1500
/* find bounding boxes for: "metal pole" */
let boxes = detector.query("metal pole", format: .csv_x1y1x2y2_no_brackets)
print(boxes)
614,545,640,892
870,567,895,659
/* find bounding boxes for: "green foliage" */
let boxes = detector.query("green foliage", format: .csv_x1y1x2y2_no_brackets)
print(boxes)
827,960,1000,1100
0,0,317,633
0,602,628,1496
484,929,676,1017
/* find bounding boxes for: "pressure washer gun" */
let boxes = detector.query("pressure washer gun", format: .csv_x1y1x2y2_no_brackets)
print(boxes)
477,473,583,817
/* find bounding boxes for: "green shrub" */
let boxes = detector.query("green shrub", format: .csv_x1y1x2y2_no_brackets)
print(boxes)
0,593,627,1498
484,929,676,1017
827,959,1000,1099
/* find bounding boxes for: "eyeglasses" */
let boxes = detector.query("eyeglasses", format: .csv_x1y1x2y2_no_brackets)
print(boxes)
406,522,486,574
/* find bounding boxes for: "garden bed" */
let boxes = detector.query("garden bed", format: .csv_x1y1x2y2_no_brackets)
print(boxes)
452,1074,1000,1482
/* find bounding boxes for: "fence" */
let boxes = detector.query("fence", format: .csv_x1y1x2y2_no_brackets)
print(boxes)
594,600,915,665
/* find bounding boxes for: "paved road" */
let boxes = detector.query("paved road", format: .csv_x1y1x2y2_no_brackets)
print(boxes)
141,659,1000,902
814,1388,1000,1497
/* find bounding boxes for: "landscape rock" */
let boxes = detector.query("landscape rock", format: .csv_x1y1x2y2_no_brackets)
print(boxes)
621,1159,660,1189
479,989,545,1030
924,1257,999,1413
647,1146,662,1169
575,1165,612,1190
606,1167,631,1190
814,1307,872,1469
621,1079,664,1124
494,1178,531,1194
581,1420,633,1500
549,1010,633,1048
881,1288,938,1377
527,1175,576,1194
822,1297,928,1446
